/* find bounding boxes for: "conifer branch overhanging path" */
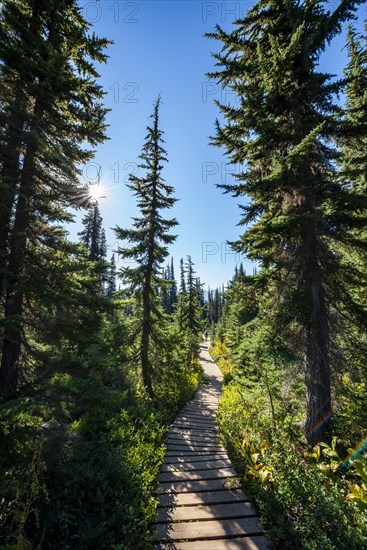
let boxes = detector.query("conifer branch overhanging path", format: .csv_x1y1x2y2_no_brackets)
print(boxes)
152,342,270,549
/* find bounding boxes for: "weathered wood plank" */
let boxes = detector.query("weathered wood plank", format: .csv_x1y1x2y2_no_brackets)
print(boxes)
161,459,233,472
158,488,248,507
158,467,236,482
173,418,217,427
165,450,228,457
167,433,221,443
152,516,264,541
155,501,256,523
166,442,224,454
170,427,219,436
158,477,240,494
168,428,220,439
171,422,219,432
153,535,271,550
163,453,229,464
166,437,222,448
180,412,217,419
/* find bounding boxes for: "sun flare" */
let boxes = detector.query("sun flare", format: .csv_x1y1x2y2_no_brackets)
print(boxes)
88,183,106,203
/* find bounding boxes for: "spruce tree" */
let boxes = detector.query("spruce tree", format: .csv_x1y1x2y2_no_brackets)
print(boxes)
176,256,203,364
207,0,366,445
106,254,117,298
169,257,178,311
179,258,186,293
341,24,367,191
0,0,109,396
114,97,177,397
78,204,109,294
79,205,106,262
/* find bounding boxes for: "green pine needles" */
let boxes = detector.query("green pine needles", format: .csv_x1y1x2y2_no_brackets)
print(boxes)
207,0,367,445
114,97,178,397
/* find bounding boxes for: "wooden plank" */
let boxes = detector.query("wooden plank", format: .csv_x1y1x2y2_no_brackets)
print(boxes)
153,535,270,550
172,418,218,425
155,501,256,523
190,405,219,408
166,445,225,454
161,459,233,472
158,477,240,494
159,467,236,482
172,421,218,430
163,453,229,464
158,488,248,507
179,411,217,418
166,435,221,447
168,428,220,438
170,428,219,436
167,432,220,442
167,434,220,442
166,440,224,449
174,417,217,426
167,429,220,439
152,516,264,541
166,448,228,463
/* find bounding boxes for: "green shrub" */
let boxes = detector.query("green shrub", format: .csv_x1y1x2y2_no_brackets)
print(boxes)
213,343,367,550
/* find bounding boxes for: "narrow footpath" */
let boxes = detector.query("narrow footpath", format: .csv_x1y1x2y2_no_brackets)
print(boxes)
152,343,270,549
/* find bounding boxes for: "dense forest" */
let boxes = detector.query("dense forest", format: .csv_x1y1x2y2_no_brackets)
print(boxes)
0,0,366,549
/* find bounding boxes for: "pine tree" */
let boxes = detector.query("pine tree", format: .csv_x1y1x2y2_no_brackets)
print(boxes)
0,0,109,396
169,257,178,311
78,204,109,294
176,256,203,364
341,24,367,191
179,257,186,293
207,0,367,445
106,254,117,298
79,205,105,262
161,263,171,314
114,97,178,397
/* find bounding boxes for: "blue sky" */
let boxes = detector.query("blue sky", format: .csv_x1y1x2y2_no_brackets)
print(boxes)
69,1,366,289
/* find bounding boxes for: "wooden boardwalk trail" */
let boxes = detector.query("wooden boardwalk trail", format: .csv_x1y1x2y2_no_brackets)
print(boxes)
152,343,270,549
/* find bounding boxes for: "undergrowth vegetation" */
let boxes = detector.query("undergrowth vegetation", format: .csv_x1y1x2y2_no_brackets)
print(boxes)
0,319,202,549
212,341,367,549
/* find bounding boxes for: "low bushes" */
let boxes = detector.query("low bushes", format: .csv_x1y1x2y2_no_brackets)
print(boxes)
214,345,367,549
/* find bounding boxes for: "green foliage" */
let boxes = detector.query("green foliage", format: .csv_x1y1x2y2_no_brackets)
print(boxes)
175,256,204,365
114,96,178,397
207,0,367,446
0,329,201,548
214,344,367,549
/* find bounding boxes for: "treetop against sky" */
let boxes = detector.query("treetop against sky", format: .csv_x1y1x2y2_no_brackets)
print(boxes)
70,0,366,289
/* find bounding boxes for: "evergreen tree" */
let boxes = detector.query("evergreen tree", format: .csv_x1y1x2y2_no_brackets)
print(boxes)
207,0,367,445
0,0,109,396
79,205,106,262
114,97,177,397
169,257,178,311
161,258,178,314
179,257,186,293
341,24,367,191
161,263,171,314
176,256,203,364
106,254,117,298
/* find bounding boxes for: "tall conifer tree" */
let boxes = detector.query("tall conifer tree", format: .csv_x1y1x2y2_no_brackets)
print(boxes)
207,0,366,445
114,97,177,397
0,0,109,396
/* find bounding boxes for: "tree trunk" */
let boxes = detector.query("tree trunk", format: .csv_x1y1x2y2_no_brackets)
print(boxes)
301,216,331,447
304,277,331,446
0,86,26,303
0,121,39,397
141,313,153,398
